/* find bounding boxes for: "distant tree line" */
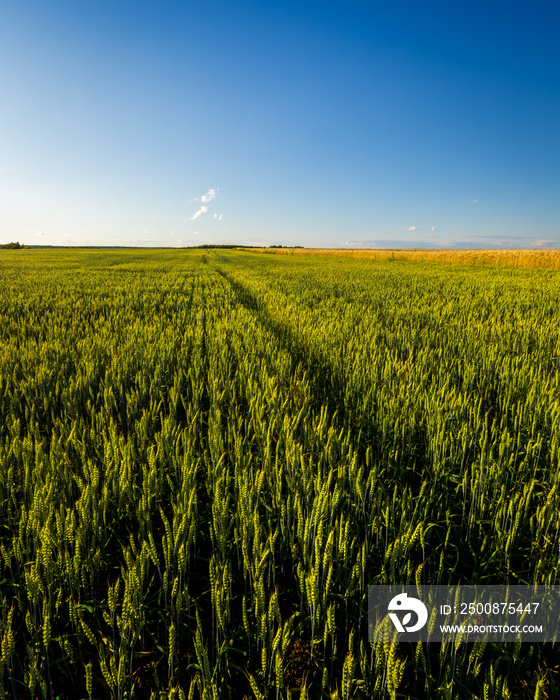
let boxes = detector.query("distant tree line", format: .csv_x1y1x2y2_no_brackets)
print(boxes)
192,244,246,249
0,241,23,249
191,244,305,249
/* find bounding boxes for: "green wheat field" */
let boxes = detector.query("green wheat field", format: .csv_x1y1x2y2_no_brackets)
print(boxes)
0,248,559,699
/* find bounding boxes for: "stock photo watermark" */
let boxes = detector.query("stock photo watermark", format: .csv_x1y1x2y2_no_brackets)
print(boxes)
369,586,560,643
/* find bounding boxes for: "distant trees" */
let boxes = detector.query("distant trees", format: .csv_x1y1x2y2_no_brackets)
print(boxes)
0,241,23,249
192,244,243,249
190,244,305,249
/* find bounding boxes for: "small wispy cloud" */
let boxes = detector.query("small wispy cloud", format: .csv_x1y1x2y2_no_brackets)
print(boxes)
403,226,417,231
201,188,218,204
431,226,438,232
470,200,478,204
213,213,223,221
190,206,208,221
192,231,200,236
533,239,559,248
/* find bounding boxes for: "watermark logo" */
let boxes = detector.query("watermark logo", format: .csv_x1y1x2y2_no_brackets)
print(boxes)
370,586,560,642
388,593,428,633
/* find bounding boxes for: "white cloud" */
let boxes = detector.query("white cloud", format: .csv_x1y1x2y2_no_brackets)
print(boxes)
431,226,437,231
213,213,224,220
403,226,417,231
201,188,218,203
190,206,208,221
192,231,200,236
471,200,478,204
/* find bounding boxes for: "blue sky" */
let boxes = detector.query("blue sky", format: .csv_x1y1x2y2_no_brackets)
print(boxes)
1,0,558,248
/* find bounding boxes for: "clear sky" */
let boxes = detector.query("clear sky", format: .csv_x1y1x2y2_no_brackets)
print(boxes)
1,0,558,248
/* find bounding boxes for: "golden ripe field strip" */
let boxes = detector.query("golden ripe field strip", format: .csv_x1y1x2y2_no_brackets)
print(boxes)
248,247,560,270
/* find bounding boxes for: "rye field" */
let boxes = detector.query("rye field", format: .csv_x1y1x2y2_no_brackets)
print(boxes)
0,247,559,699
